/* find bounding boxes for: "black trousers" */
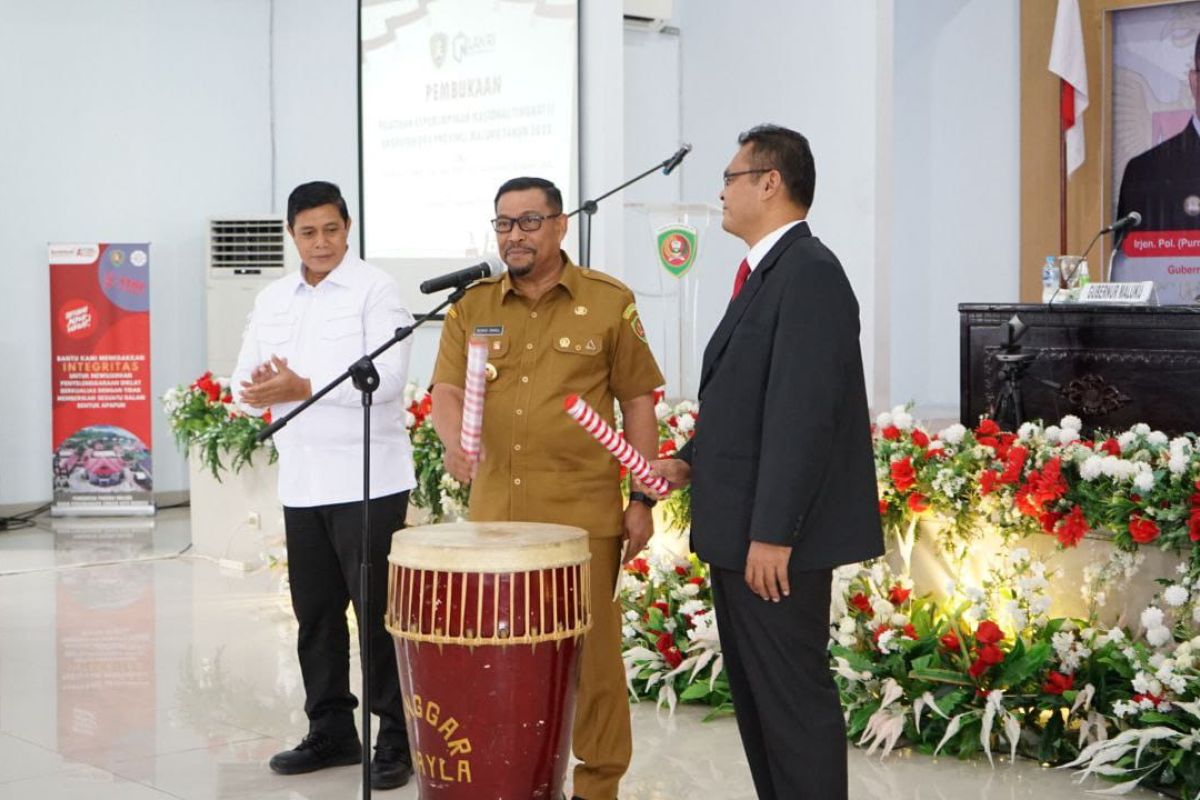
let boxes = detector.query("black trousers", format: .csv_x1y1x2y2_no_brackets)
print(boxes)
711,564,845,800
283,491,410,748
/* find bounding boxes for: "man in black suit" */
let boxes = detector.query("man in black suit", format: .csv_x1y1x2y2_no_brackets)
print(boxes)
1116,33,1200,231
652,124,883,799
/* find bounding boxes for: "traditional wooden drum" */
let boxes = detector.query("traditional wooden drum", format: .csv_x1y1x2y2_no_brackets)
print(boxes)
386,521,592,798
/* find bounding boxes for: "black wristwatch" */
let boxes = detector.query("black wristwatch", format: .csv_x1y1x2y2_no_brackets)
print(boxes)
629,490,657,509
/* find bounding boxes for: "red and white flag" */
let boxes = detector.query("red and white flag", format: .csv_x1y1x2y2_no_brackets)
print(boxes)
1049,0,1089,175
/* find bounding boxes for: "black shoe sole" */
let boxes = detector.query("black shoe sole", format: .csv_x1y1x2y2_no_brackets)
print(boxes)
269,751,362,775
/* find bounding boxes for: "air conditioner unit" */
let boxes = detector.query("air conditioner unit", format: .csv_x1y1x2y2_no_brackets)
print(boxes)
624,0,673,30
205,216,298,377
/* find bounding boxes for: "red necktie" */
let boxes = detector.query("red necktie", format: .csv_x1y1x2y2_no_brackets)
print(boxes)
731,258,751,299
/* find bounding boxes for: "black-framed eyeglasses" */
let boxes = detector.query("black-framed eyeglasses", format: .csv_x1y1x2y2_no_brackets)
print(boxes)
722,168,774,187
490,213,562,233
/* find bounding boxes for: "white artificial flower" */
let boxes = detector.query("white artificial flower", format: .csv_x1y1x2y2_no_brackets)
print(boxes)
1141,607,1165,629
654,401,671,421
1170,437,1192,455
1150,653,1168,670
876,412,893,428
871,597,895,618
837,633,857,648
1102,628,1126,645
1147,626,1173,648
1112,700,1136,718
870,563,887,586
890,613,910,627
1132,672,1154,694
1058,428,1081,445
892,411,914,431
1192,604,1200,625
876,629,897,654
1118,431,1137,451
926,439,946,453
404,411,416,428
1008,547,1030,566
838,615,857,634
1080,456,1104,481
1030,596,1052,616
1060,415,1083,431
940,424,966,445
1133,423,1151,437
1148,431,1169,447
1017,422,1039,441
1170,455,1189,476
676,414,695,433
1134,471,1156,493
1044,425,1062,443
1164,585,1190,608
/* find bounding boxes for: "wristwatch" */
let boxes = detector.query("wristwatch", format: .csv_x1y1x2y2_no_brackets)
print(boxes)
629,490,657,509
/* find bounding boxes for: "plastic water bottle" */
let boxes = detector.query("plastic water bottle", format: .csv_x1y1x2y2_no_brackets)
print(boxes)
1041,257,1058,302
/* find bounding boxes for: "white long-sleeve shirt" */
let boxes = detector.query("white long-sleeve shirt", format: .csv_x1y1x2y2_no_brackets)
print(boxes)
232,253,416,507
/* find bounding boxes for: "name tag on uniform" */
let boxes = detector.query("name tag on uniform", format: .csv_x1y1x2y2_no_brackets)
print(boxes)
473,325,504,336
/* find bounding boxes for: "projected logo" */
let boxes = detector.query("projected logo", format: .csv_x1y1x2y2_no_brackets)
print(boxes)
430,33,448,68
452,32,496,63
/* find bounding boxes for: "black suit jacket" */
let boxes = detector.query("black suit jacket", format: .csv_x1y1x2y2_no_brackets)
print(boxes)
678,222,884,571
1117,122,1200,231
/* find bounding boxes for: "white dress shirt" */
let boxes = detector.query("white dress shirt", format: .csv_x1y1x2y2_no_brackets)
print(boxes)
745,219,805,272
232,253,416,507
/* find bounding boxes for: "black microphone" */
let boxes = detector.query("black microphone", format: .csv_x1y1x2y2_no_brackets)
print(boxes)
661,143,692,175
419,255,504,294
1102,211,1142,235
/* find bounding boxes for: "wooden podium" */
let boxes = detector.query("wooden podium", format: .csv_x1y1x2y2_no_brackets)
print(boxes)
959,303,1200,434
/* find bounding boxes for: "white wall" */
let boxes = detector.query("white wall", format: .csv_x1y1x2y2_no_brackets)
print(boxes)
890,0,1021,416
675,0,893,405
0,0,272,506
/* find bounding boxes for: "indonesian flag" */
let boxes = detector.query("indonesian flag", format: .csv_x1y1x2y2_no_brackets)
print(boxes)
1049,0,1089,175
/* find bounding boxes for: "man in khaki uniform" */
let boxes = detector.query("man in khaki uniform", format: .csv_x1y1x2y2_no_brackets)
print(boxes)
430,176,664,800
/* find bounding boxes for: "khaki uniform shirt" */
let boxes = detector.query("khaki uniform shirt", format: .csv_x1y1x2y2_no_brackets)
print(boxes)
432,253,665,538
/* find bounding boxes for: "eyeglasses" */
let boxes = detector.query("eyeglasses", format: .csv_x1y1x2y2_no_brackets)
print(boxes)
722,168,774,186
490,213,562,233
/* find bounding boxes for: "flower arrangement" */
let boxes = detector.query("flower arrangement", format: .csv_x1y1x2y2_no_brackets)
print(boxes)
404,383,469,522
652,392,698,531
162,372,275,479
618,550,730,717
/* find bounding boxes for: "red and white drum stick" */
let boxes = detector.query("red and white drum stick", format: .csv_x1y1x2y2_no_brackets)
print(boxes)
563,394,671,496
460,338,489,461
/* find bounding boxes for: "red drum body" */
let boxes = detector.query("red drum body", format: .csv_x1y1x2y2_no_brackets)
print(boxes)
386,522,591,799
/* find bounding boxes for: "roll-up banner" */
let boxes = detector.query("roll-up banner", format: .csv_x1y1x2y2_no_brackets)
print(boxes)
49,243,154,516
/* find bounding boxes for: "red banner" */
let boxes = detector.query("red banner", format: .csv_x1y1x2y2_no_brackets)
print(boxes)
49,243,153,515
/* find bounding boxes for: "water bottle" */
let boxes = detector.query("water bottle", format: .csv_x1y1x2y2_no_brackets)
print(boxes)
1041,256,1058,302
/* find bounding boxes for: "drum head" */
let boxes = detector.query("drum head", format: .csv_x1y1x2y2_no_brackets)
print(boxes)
388,521,590,572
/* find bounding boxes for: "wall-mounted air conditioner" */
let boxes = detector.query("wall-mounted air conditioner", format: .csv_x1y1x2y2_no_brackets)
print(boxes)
205,216,298,377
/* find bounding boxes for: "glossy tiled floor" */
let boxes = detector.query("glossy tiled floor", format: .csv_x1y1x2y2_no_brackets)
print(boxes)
0,510,1161,799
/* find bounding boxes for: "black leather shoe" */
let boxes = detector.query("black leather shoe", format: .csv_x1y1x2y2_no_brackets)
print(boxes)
371,744,414,790
268,732,362,775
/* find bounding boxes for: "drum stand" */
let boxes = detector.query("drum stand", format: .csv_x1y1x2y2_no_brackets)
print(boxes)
258,285,467,799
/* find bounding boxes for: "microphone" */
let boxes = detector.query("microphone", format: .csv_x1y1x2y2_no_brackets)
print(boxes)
419,255,504,294
1102,211,1142,235
661,143,692,175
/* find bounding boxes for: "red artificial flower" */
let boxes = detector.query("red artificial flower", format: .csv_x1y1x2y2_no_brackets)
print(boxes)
975,620,1004,645
674,565,688,576
975,419,1001,437
687,576,705,586
890,457,916,492
882,425,902,441
977,436,1000,451
871,624,890,644
1129,514,1161,544
628,557,650,576
1055,505,1089,548
1099,438,1122,457
940,630,961,652
651,601,671,616
999,446,1028,484
994,432,1018,462
907,493,930,513
888,584,911,605
968,658,990,678
1132,692,1166,709
1039,510,1064,534
1189,510,1200,543
878,498,889,515
658,439,678,457
262,410,273,425
850,592,873,617
1042,671,1074,695
979,469,1000,496
663,647,683,669
902,624,918,640
910,429,930,448
653,388,665,404
925,445,947,460
978,643,1005,666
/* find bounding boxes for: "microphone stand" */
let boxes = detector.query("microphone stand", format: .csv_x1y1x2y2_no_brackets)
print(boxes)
569,147,688,268
256,285,467,799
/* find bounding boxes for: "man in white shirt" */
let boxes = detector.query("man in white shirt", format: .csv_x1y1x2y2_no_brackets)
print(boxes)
233,181,416,790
